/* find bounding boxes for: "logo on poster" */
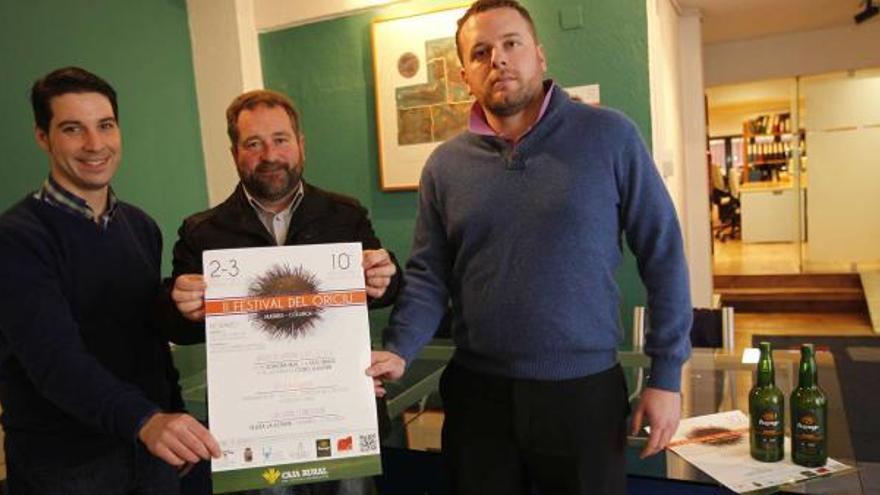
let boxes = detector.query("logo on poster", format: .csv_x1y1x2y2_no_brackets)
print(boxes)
337,436,353,452
316,438,332,458
262,468,281,485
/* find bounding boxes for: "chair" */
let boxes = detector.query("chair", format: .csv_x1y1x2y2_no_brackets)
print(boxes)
630,306,736,405
711,167,741,242
712,188,740,242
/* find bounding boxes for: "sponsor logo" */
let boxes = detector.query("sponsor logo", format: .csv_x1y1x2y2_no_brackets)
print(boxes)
263,467,330,484
262,468,281,485
289,441,308,460
337,436,353,452
316,438,332,458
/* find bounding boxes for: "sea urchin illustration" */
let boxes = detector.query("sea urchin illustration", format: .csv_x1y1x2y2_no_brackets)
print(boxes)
248,264,322,338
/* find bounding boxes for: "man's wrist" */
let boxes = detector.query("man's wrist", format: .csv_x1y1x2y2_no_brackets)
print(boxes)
136,408,161,439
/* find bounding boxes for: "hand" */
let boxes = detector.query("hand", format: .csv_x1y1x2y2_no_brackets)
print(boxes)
139,412,221,467
362,249,396,299
171,274,206,322
365,351,406,397
630,387,681,458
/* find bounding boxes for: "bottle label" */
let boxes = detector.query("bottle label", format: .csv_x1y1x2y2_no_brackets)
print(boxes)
755,410,783,441
794,412,824,454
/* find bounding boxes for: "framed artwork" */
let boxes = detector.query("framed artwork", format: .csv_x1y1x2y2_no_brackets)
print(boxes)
371,6,472,191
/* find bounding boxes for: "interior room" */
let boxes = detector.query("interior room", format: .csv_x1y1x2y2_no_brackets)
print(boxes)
0,0,878,493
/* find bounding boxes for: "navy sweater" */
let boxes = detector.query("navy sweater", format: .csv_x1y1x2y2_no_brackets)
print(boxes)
0,196,180,467
385,87,692,391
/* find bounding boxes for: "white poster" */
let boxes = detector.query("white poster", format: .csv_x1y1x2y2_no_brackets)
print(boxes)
203,243,380,493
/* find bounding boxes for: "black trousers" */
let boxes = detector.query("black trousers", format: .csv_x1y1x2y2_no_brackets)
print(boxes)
439,361,630,495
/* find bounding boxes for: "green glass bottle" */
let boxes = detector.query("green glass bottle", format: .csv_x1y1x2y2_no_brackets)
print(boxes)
791,343,828,467
749,342,785,462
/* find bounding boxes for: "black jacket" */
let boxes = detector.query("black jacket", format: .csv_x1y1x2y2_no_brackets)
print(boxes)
160,182,402,344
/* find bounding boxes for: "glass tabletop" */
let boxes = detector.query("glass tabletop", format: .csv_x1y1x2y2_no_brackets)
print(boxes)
383,342,863,494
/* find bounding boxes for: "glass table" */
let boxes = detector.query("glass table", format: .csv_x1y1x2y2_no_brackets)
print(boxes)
383,342,864,494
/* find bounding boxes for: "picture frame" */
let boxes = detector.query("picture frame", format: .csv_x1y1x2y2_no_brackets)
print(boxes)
371,6,471,191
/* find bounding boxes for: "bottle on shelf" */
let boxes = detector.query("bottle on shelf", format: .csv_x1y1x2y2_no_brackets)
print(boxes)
749,342,785,462
791,343,828,467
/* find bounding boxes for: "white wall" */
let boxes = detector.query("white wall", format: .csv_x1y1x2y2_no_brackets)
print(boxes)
804,73,880,265
704,21,880,87
647,0,713,307
187,0,264,206
647,0,685,212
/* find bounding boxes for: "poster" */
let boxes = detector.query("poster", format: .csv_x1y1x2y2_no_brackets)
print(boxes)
203,243,380,492
371,6,471,190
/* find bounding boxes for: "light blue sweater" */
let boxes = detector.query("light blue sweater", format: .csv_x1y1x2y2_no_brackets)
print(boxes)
385,86,692,391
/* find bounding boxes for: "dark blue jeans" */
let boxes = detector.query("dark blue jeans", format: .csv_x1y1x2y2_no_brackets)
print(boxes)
5,443,179,495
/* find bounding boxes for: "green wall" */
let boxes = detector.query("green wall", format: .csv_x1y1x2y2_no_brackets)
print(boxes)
260,0,651,342
0,0,208,273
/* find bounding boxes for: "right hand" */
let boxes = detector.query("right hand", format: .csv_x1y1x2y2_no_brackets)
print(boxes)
171,274,206,322
366,351,406,397
138,412,221,467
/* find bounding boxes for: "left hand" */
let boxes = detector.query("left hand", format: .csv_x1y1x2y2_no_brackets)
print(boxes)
362,249,396,299
630,387,682,458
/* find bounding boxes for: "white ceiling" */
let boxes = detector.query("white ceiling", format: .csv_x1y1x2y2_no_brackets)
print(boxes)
676,0,868,44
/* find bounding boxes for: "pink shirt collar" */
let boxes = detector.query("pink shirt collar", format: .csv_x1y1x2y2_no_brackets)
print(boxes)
468,80,555,141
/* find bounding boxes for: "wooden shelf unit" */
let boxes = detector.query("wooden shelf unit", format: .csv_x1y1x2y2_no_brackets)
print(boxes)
741,113,806,183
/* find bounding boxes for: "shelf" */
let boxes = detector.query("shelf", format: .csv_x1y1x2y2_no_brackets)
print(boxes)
741,115,806,184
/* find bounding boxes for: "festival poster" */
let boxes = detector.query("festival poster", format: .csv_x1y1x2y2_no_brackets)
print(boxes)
202,243,380,493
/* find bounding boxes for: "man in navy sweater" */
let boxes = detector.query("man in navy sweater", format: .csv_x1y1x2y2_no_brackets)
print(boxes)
368,1,692,494
0,67,220,494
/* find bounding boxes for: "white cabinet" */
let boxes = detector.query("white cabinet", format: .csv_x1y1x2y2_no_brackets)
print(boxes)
740,185,805,243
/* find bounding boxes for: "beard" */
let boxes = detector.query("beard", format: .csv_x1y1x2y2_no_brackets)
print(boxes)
241,159,302,203
479,71,544,118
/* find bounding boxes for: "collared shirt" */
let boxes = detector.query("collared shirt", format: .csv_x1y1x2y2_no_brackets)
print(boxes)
468,80,556,142
33,176,119,230
243,182,304,245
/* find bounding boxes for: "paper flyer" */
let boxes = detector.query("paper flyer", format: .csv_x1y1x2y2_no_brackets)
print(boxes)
667,410,851,494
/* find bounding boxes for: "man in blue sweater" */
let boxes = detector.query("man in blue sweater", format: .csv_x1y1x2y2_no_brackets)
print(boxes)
367,1,692,494
0,67,220,494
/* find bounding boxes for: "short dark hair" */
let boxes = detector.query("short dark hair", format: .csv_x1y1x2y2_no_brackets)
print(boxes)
455,0,538,64
226,89,302,146
30,67,118,132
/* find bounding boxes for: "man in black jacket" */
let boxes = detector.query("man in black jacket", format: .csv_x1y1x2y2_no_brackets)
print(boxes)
165,89,400,495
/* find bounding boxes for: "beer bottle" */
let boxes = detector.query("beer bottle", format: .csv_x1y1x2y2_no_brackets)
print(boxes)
749,342,785,461
791,343,828,467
